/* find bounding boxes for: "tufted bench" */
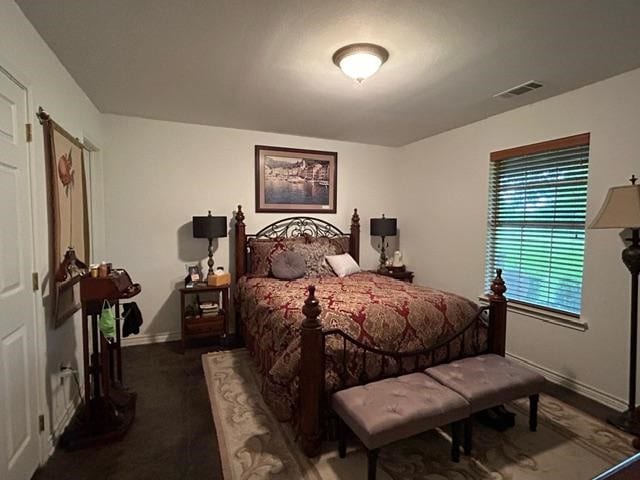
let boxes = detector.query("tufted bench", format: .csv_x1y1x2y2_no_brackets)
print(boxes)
424,354,546,453
331,373,471,480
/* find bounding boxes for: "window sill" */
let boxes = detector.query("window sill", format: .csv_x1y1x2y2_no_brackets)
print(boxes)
477,296,589,332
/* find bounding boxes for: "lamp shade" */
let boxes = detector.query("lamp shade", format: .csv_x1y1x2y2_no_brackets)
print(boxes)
590,184,640,229
192,212,228,238
370,216,397,237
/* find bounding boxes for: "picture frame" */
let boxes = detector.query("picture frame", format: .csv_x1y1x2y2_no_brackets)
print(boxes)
255,145,337,213
39,109,90,327
186,264,202,284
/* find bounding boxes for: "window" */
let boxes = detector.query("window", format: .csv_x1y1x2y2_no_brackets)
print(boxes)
485,134,590,316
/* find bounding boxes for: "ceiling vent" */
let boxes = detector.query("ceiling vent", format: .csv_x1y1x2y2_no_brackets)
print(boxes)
494,80,544,99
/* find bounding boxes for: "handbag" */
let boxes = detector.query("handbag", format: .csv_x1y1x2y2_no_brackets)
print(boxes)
99,299,117,339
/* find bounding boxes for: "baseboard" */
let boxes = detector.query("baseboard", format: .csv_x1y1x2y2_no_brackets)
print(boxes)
121,331,181,347
506,351,627,412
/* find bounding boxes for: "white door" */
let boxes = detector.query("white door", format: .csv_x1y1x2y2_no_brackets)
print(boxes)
0,69,40,480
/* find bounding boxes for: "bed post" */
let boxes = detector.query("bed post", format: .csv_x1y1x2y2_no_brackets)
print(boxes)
234,205,246,280
300,285,323,457
488,268,507,356
350,208,360,264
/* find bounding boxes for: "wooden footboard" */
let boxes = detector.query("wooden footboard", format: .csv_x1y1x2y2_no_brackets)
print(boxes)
298,270,508,457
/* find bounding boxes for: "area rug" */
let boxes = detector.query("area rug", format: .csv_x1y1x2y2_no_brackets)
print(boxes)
203,349,634,479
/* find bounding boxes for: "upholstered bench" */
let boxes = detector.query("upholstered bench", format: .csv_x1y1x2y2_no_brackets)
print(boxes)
425,354,546,453
332,373,471,480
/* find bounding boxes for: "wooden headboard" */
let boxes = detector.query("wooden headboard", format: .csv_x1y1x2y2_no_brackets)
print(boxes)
233,205,360,279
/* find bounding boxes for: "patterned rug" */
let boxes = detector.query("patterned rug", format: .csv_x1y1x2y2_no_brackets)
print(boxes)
203,349,634,479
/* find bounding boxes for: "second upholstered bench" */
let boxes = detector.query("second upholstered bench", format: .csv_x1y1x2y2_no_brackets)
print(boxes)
424,353,546,454
332,355,546,479
331,373,471,480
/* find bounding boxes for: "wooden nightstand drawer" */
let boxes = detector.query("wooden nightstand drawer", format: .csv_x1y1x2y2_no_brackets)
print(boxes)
184,313,225,325
185,318,224,335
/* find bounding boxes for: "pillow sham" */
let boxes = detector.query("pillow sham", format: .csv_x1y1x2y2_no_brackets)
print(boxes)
248,235,349,277
271,251,306,280
325,253,361,278
248,237,306,277
291,237,349,277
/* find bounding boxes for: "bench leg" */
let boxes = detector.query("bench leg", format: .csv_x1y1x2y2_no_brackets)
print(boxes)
337,418,347,458
463,418,472,455
367,448,379,480
451,421,462,463
529,394,539,432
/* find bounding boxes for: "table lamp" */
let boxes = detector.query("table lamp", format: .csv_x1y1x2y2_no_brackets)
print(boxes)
370,214,397,270
590,174,640,434
192,211,228,276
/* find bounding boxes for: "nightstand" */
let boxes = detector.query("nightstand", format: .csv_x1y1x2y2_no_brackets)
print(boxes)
179,284,229,348
374,268,414,283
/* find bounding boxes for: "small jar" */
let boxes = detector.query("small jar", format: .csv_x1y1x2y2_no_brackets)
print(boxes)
98,262,108,278
90,264,99,278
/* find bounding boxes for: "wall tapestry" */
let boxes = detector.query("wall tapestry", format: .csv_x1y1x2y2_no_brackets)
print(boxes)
255,145,337,213
38,108,89,326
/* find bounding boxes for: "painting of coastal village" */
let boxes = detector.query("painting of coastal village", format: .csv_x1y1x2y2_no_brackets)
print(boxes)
256,146,337,213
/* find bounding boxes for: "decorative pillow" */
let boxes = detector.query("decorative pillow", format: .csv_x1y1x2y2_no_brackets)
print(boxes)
325,236,350,255
271,251,306,280
291,237,348,277
325,253,361,278
248,237,305,276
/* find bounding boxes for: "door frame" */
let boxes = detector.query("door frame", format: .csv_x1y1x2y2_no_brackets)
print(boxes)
0,57,49,465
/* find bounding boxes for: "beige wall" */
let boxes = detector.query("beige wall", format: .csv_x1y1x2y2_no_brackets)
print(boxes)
399,67,640,409
104,68,640,409
103,115,399,343
0,0,106,454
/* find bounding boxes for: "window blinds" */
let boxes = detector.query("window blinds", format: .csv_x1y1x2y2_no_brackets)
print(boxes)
485,142,590,316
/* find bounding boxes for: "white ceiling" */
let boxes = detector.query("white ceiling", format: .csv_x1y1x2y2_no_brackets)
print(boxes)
16,0,640,146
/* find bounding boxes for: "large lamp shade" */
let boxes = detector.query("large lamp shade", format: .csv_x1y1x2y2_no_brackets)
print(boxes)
589,184,640,229
370,216,397,237
193,212,227,239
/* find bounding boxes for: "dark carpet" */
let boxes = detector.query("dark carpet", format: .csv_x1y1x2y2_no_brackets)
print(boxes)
34,342,223,480
34,341,635,480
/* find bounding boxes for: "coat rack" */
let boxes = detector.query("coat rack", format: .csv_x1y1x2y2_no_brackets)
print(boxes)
60,268,141,449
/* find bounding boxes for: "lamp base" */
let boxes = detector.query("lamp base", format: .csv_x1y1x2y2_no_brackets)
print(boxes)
207,238,215,276
608,408,640,436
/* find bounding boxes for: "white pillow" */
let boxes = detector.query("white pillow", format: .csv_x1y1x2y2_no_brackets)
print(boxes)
325,253,361,278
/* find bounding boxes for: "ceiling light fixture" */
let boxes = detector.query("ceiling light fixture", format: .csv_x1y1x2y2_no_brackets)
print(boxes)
332,43,389,83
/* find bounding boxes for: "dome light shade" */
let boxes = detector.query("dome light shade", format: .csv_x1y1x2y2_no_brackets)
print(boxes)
333,43,389,82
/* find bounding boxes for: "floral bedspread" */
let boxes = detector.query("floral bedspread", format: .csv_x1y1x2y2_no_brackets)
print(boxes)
237,272,486,421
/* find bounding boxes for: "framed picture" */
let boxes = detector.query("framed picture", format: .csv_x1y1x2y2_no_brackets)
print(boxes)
186,264,202,284
255,145,337,213
40,110,90,326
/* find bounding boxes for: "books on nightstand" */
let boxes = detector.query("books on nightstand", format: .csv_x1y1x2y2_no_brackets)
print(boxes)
199,301,220,318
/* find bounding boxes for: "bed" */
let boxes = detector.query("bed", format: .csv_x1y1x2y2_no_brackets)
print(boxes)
233,206,508,456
